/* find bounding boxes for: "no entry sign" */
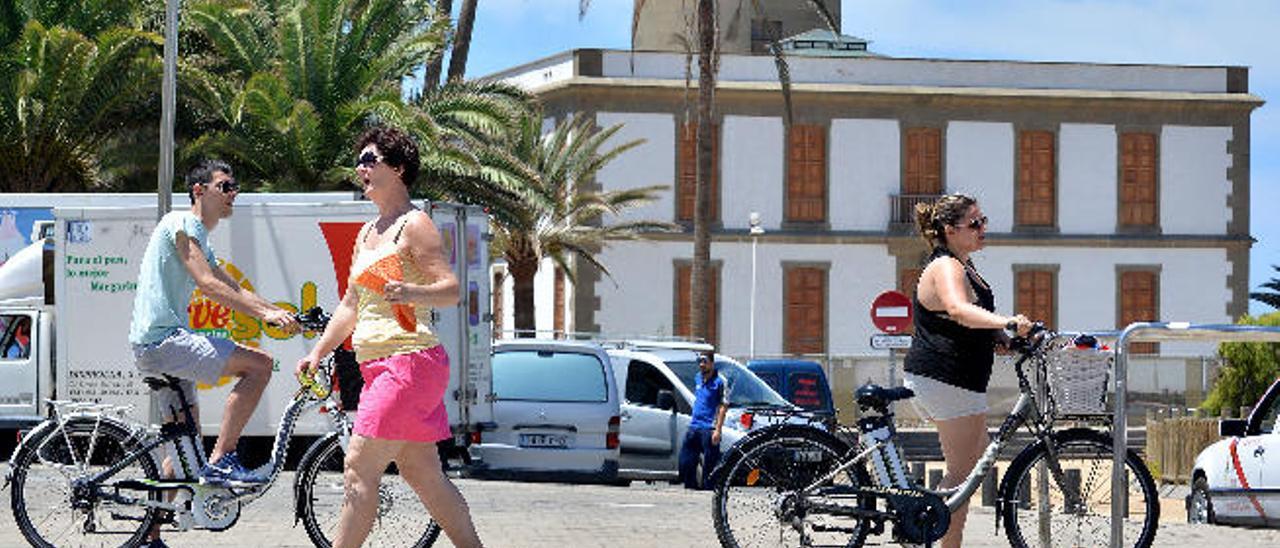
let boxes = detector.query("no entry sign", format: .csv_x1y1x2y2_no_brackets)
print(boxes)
870,290,912,334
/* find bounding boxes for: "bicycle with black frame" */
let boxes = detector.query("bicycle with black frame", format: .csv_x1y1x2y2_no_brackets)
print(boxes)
4,307,442,548
708,324,1160,548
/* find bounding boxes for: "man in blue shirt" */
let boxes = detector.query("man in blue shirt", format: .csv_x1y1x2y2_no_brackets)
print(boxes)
679,351,729,490
129,160,299,486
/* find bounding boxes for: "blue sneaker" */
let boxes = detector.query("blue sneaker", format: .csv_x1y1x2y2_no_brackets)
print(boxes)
199,452,266,485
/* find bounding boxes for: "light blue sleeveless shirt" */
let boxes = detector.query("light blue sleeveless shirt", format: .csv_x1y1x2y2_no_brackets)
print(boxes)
128,211,218,346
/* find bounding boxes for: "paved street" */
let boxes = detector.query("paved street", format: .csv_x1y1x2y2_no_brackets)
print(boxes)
4,473,1280,547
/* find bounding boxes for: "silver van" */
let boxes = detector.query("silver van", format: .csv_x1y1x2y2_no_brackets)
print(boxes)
605,345,793,482
471,340,620,482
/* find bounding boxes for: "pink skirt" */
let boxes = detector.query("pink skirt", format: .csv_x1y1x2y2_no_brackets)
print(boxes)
354,345,452,443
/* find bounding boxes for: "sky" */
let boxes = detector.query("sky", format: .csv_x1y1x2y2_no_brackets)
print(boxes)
457,0,1278,316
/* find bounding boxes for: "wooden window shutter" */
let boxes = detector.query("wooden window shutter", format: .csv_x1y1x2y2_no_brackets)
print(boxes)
674,263,720,347
904,127,943,195
1119,132,1158,227
1017,131,1056,227
677,122,720,223
1119,270,1158,354
786,124,826,222
784,267,826,355
1015,270,1056,330
553,267,565,338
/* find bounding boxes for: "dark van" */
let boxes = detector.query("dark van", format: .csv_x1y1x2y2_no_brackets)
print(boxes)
745,359,836,429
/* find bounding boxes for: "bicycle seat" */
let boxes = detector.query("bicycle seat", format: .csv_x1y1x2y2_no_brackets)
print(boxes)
855,384,915,409
142,375,185,391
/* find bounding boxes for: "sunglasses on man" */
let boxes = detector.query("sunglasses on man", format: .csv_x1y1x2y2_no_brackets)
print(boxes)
956,216,988,230
356,151,382,169
208,179,239,193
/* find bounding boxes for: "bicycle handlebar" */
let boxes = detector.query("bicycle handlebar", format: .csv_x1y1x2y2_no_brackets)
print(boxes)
294,306,331,332
293,307,333,399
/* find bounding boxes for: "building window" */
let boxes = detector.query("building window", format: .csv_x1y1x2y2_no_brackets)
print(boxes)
677,122,720,223
904,127,942,196
784,266,826,355
553,267,565,338
1017,130,1056,227
1119,132,1158,228
787,124,826,223
492,271,504,339
1119,269,1159,354
751,19,783,53
674,262,720,347
1015,269,1056,329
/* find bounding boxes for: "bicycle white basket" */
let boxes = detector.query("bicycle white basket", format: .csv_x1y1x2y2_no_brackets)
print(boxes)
1044,340,1113,417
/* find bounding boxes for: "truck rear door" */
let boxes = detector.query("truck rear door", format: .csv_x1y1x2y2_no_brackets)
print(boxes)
426,203,493,442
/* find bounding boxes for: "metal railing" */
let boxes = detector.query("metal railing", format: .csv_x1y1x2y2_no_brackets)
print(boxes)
889,193,943,225
1109,322,1280,547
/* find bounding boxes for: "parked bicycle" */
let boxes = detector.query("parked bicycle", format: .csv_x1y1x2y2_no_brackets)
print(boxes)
709,325,1160,547
4,307,442,548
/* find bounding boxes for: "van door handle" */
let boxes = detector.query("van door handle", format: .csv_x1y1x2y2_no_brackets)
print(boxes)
620,411,631,421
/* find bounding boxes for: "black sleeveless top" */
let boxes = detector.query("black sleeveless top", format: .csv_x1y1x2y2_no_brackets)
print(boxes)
903,247,997,393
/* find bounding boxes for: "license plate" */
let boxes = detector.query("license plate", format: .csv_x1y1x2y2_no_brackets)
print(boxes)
519,434,568,448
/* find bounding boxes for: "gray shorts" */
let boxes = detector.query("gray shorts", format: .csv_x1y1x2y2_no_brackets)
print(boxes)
132,329,236,423
903,373,989,421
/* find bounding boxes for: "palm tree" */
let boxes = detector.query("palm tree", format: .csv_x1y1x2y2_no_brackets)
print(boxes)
1252,265,1280,309
0,21,161,192
446,0,478,83
493,113,674,336
180,0,447,190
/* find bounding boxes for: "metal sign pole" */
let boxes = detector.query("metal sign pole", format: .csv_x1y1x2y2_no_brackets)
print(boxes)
888,347,896,387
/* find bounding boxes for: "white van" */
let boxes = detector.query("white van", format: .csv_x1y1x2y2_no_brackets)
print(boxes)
471,340,621,482
605,345,794,482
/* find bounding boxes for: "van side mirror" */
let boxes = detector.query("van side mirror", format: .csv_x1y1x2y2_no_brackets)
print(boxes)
1219,418,1248,437
656,390,676,412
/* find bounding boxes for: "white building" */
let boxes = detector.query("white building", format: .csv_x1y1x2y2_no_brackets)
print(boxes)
490,41,1261,420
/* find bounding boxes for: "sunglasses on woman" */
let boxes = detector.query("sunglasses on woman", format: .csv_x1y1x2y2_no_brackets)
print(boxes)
356,151,382,169
956,216,988,230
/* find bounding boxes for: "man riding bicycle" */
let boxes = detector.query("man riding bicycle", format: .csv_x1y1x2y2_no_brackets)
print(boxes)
128,159,299,494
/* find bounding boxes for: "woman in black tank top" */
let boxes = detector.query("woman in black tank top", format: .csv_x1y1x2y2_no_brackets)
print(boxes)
902,194,1032,548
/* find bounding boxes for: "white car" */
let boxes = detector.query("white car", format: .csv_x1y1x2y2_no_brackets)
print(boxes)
470,340,621,482
1188,377,1280,527
605,344,795,483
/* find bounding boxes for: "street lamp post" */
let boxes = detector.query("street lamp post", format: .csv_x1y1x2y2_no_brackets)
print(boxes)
157,0,181,220
749,211,764,360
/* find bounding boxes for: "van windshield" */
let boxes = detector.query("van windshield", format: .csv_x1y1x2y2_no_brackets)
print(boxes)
668,360,792,408
493,350,608,402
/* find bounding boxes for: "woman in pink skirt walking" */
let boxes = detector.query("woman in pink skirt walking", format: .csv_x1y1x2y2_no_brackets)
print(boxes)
297,125,483,548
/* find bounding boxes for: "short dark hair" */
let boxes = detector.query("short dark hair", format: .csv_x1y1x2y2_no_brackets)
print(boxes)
185,159,233,204
355,125,420,188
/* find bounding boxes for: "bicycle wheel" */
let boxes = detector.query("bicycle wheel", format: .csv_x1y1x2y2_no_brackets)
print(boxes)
1000,428,1159,548
10,417,161,548
712,427,875,548
295,433,442,548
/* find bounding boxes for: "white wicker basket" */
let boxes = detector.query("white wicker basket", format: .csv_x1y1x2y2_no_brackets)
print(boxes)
1044,341,1113,417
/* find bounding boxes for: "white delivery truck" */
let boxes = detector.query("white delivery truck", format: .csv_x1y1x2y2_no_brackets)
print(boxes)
0,200,493,458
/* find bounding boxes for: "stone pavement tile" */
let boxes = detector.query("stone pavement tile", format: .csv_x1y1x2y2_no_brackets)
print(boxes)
6,473,1280,547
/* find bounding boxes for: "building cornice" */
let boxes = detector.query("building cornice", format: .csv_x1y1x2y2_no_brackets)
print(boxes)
618,231,1255,248
527,76,1263,111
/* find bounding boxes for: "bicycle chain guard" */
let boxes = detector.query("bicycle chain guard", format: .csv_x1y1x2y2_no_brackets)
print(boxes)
888,491,950,545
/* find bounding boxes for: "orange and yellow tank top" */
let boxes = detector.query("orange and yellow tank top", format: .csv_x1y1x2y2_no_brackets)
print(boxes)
350,215,440,363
